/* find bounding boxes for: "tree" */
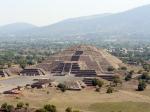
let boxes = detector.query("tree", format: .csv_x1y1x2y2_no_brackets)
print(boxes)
18,58,27,69
44,104,57,112
143,64,150,72
27,59,36,65
138,80,147,91
19,62,27,69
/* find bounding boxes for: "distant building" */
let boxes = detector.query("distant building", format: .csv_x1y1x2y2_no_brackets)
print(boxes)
20,68,45,76
0,69,10,77
31,80,50,88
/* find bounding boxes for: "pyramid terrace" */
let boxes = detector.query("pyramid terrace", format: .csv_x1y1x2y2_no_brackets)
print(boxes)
35,45,123,80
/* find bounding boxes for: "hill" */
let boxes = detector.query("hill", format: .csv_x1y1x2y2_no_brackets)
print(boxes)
0,23,37,37
0,5,150,40
30,4,150,40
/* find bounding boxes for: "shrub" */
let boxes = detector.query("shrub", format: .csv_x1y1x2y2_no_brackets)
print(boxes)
92,79,104,87
138,80,147,91
35,108,47,112
6,105,14,112
1,102,8,109
113,76,122,86
125,74,132,81
16,102,24,109
97,80,104,88
138,70,143,74
44,104,57,112
25,103,29,107
140,72,150,81
1,103,14,112
107,87,114,93
65,107,72,112
95,86,100,92
120,66,127,70
73,110,80,112
125,71,133,81
47,91,50,94
15,96,20,99
143,64,150,72
57,83,67,92
107,66,115,72
129,70,134,74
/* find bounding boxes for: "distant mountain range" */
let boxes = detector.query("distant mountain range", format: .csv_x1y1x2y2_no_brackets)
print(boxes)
0,23,37,35
0,4,150,40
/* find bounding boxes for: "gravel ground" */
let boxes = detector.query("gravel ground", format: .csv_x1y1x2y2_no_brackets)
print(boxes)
0,74,82,93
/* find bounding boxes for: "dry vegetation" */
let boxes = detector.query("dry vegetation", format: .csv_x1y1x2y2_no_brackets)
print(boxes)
0,83,150,112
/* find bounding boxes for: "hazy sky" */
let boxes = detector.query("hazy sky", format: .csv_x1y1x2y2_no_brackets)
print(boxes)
0,0,150,26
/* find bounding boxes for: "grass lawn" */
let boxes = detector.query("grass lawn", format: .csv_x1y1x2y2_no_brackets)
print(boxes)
89,102,150,112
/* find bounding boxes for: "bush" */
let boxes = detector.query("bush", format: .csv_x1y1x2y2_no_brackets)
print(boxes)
44,104,57,112
25,103,29,108
143,64,150,72
140,72,150,81
113,76,122,86
6,105,14,112
107,66,115,72
95,86,100,92
35,108,47,112
15,96,20,99
129,70,134,74
65,107,72,112
65,107,80,112
57,83,67,92
138,80,147,91
125,71,133,81
125,74,132,81
107,87,114,93
16,102,24,109
92,79,104,87
1,102,8,109
1,103,14,112
73,110,80,112
47,91,50,94
120,66,127,70
138,70,143,74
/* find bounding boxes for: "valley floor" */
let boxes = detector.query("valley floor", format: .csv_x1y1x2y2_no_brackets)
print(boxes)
0,86,150,112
